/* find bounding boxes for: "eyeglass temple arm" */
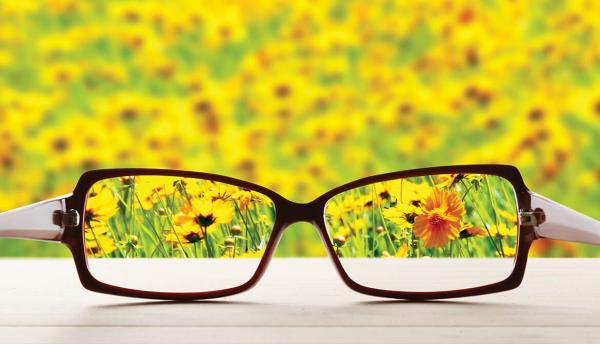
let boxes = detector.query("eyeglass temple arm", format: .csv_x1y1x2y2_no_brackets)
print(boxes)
0,194,75,242
529,192,600,245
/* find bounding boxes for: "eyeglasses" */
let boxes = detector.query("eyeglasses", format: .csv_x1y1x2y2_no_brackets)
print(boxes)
0,165,598,300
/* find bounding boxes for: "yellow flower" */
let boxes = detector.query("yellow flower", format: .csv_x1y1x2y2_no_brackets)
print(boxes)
395,243,410,258
183,198,233,227
340,194,360,213
84,223,116,257
382,203,422,228
165,227,204,245
331,218,366,241
183,180,241,203
347,218,366,235
333,226,350,240
85,184,118,225
413,188,465,248
232,188,272,211
40,61,83,86
436,174,474,189
205,182,239,201
494,222,517,239
325,194,365,225
498,245,517,257
237,247,266,258
134,176,178,209
325,201,345,223
387,180,430,207
460,222,486,238
85,221,109,236
85,232,116,258
498,209,518,224
169,198,234,245
203,8,247,48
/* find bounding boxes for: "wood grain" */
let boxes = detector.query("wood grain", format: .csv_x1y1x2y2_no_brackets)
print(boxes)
0,258,598,344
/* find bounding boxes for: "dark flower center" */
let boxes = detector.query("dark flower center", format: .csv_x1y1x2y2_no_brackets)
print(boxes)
194,100,213,114
274,84,291,98
397,103,413,116
119,176,135,186
220,26,231,39
195,214,216,227
85,210,94,223
120,107,139,121
52,138,69,152
454,174,465,182
379,190,391,200
184,232,203,243
528,108,544,122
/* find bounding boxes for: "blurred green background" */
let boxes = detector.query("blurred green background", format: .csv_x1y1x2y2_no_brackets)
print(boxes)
0,0,599,257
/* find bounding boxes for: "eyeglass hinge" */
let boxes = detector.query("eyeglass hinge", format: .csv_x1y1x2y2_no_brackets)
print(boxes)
519,208,546,227
53,209,80,228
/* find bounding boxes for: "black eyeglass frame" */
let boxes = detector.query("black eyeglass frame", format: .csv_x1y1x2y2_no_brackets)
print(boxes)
0,164,598,300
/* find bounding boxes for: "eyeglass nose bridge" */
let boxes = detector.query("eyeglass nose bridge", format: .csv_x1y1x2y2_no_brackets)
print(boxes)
277,199,326,226
270,198,335,262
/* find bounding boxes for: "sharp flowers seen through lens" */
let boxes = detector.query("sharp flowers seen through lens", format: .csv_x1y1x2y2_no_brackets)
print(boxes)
84,175,275,292
324,174,519,292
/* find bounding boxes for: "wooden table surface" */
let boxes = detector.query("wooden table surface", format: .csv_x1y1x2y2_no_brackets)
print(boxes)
0,258,599,344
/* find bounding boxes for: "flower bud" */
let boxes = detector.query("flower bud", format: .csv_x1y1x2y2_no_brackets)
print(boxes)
224,237,235,247
231,225,242,236
333,235,346,247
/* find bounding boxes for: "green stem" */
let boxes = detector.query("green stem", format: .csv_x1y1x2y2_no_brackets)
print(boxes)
484,177,505,257
234,201,260,249
460,180,503,257
135,194,169,256
156,193,190,258
201,226,215,257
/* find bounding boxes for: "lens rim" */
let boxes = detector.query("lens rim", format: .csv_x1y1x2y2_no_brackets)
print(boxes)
311,165,533,300
82,174,278,293
60,165,534,300
322,172,521,293
64,168,287,300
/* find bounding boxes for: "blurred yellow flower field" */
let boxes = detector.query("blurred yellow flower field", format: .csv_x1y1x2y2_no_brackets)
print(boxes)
0,0,599,257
